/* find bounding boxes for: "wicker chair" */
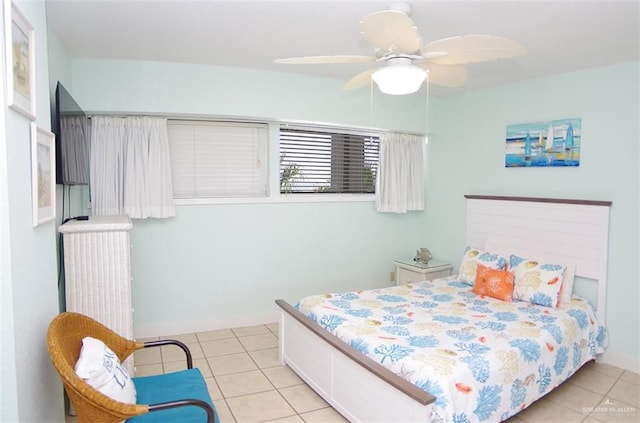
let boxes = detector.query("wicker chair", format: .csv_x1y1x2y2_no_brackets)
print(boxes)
47,312,218,423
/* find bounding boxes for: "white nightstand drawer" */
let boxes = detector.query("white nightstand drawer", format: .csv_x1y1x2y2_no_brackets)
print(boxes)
394,259,453,285
397,267,423,284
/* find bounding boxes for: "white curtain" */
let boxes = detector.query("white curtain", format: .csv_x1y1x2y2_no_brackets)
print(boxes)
60,115,89,183
90,116,175,218
375,133,425,213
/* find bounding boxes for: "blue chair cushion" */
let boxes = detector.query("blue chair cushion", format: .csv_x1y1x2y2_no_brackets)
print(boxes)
128,368,218,423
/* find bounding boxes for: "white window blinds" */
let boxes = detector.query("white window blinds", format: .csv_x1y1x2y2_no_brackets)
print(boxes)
279,126,380,194
168,121,268,198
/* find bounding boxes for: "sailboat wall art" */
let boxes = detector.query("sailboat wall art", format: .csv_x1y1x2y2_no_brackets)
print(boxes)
505,118,581,167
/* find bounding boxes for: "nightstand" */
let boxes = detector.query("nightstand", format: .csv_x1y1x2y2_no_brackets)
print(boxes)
394,259,453,285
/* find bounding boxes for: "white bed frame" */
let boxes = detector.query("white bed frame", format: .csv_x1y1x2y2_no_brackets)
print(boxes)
277,195,612,423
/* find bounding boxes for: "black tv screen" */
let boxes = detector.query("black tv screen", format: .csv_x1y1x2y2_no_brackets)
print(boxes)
54,82,89,185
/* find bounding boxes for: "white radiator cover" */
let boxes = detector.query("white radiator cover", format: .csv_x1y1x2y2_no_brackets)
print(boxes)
59,215,134,372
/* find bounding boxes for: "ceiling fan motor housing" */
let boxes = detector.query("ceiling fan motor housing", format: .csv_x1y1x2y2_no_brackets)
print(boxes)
372,57,428,95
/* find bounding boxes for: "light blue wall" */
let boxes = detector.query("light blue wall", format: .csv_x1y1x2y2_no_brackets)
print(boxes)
0,50,18,423
425,62,639,370
69,59,433,335
48,27,88,217
128,202,428,332
1,0,65,421
70,59,428,133
66,58,638,370
47,18,88,313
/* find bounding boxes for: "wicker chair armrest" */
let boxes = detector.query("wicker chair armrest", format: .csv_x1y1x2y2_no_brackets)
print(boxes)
94,333,139,363
49,312,140,364
76,315,140,362
143,340,193,369
148,399,215,423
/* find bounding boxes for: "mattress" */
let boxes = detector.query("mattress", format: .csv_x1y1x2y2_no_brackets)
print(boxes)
296,276,606,423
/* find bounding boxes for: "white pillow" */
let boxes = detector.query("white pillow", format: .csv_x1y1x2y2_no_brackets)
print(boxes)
457,246,508,284
510,254,566,308
75,337,137,404
557,262,576,305
483,238,577,305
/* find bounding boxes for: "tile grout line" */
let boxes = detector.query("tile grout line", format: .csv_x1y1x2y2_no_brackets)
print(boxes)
201,331,239,423
234,325,302,423
234,324,335,422
258,325,335,421
591,368,627,422
135,329,638,423
197,325,297,423
195,325,333,422
575,363,634,423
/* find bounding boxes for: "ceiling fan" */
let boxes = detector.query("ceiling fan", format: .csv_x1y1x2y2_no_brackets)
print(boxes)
274,2,526,95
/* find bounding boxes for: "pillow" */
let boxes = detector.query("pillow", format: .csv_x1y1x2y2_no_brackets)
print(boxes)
483,238,577,306
473,263,514,302
510,254,566,308
557,262,577,306
75,337,137,404
457,246,508,284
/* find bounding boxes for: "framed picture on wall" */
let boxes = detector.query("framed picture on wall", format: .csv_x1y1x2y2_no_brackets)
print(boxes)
505,118,581,168
31,123,55,227
4,0,36,120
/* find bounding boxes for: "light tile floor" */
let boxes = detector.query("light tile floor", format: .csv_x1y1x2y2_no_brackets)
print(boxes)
66,322,639,423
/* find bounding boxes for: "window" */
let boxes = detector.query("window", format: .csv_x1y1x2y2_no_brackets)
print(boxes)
168,120,267,199
279,126,380,194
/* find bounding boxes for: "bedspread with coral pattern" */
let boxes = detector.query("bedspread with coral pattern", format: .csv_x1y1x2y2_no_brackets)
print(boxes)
296,276,606,423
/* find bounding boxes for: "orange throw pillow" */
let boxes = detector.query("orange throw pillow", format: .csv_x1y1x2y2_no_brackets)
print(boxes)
473,263,514,302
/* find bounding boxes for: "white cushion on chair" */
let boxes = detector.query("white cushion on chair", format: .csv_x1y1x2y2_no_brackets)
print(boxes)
75,336,137,404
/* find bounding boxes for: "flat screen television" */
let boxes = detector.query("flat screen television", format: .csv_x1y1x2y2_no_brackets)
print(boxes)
54,82,89,185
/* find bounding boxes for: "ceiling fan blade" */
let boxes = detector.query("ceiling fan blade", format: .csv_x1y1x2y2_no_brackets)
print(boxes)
424,63,469,88
423,35,526,65
274,55,376,64
343,69,375,91
358,10,422,54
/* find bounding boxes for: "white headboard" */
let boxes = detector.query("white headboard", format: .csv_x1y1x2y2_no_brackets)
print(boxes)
465,195,612,324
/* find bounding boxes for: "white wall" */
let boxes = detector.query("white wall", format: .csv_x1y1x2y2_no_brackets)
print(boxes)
1,0,65,421
425,62,639,372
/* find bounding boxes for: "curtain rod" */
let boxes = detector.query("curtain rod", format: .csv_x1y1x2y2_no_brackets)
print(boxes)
279,120,426,138
87,111,427,137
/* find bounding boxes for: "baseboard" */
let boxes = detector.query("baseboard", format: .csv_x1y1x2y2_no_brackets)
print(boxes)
133,311,280,339
598,350,640,373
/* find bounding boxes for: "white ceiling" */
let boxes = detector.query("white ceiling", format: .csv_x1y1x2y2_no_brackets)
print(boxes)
46,0,639,97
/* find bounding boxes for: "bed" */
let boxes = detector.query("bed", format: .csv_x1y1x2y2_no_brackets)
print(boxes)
276,195,612,423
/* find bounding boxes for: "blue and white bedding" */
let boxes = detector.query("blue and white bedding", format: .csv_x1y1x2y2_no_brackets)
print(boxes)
296,276,607,423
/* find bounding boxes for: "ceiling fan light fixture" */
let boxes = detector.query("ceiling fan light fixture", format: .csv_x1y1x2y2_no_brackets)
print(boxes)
372,63,427,95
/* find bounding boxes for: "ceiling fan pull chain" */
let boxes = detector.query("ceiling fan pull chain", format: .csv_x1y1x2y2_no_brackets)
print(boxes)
425,77,430,137
369,78,374,129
